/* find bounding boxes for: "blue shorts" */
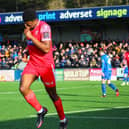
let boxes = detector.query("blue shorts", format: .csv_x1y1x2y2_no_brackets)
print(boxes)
124,67,128,74
102,72,112,80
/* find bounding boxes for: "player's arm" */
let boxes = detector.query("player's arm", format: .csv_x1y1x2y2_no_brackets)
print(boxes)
101,57,105,76
29,36,50,53
24,24,50,53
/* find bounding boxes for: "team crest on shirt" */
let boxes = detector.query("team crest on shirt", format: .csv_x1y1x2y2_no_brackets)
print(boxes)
35,30,38,35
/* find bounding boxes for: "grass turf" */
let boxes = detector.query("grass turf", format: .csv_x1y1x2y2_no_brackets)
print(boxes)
0,81,129,129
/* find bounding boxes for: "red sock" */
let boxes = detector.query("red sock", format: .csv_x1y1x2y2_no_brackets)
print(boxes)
24,91,42,112
54,97,65,120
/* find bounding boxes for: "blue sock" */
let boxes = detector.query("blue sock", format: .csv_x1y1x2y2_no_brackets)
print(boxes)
123,77,126,82
102,84,106,95
127,77,129,82
108,83,117,91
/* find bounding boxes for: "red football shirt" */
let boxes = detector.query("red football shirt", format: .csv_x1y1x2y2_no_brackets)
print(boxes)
26,20,54,67
124,51,129,69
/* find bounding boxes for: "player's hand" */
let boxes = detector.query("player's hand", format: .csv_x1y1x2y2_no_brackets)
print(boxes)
24,24,33,39
24,29,33,39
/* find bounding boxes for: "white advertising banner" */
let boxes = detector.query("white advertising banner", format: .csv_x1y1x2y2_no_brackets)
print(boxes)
64,69,89,80
0,70,14,81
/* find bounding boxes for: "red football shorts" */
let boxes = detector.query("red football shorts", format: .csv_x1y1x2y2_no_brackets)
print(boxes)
22,62,56,88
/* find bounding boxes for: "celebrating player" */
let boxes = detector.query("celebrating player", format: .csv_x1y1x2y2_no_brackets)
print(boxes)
19,8,68,129
99,50,119,97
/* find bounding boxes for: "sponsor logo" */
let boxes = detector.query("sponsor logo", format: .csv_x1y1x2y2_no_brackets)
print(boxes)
90,69,101,74
64,69,89,80
59,10,93,20
38,12,56,21
4,14,23,23
96,8,128,18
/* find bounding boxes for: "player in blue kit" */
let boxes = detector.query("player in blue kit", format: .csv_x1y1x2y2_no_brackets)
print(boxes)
99,50,119,97
121,64,129,86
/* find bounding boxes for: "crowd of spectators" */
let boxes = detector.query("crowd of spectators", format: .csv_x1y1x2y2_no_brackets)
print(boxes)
0,39,128,69
53,40,129,68
0,40,27,69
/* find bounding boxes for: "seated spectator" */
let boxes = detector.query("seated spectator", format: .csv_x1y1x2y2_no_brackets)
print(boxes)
6,57,13,69
96,57,101,68
1,57,9,69
65,58,71,67
71,54,79,67
5,48,10,58
90,57,97,68
55,59,60,68
79,55,87,67
113,57,121,68
60,56,66,68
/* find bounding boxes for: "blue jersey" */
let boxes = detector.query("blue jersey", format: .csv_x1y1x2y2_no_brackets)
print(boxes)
101,54,112,73
124,66,128,74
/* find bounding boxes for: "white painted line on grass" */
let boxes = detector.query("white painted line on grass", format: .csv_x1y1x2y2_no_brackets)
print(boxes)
0,85,90,95
49,115,129,120
29,106,129,119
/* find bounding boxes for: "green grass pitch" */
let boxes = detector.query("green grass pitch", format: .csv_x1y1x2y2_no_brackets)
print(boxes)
0,81,129,129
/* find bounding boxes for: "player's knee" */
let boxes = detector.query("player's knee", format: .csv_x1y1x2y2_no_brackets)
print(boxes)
107,81,111,85
19,85,27,93
49,93,59,102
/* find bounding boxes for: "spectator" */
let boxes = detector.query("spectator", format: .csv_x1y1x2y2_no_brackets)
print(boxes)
79,55,87,67
113,57,121,68
55,59,60,68
60,56,66,68
90,57,97,68
96,57,101,68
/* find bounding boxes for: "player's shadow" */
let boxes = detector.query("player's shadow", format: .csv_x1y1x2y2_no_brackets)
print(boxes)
0,108,129,129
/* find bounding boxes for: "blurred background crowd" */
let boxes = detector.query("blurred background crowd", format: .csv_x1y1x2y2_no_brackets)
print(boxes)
53,40,128,68
0,40,128,69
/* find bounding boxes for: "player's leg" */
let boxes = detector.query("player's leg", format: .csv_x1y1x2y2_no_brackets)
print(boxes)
107,78,119,97
40,65,68,129
107,72,117,90
101,73,106,97
125,74,129,85
20,74,48,128
45,86,68,129
20,62,48,128
19,74,43,111
101,79,106,97
121,73,126,86
127,75,129,85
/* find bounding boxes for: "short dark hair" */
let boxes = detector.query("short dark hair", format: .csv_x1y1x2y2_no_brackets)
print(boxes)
23,8,37,22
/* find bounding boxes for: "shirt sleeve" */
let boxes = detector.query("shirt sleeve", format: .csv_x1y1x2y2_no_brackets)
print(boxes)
40,23,51,41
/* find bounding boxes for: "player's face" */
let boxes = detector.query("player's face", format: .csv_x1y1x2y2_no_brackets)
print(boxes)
24,20,37,30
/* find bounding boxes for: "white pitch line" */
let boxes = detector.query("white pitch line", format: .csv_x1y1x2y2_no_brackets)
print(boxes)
49,115,129,120
29,106,129,119
0,91,18,95
0,85,90,95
